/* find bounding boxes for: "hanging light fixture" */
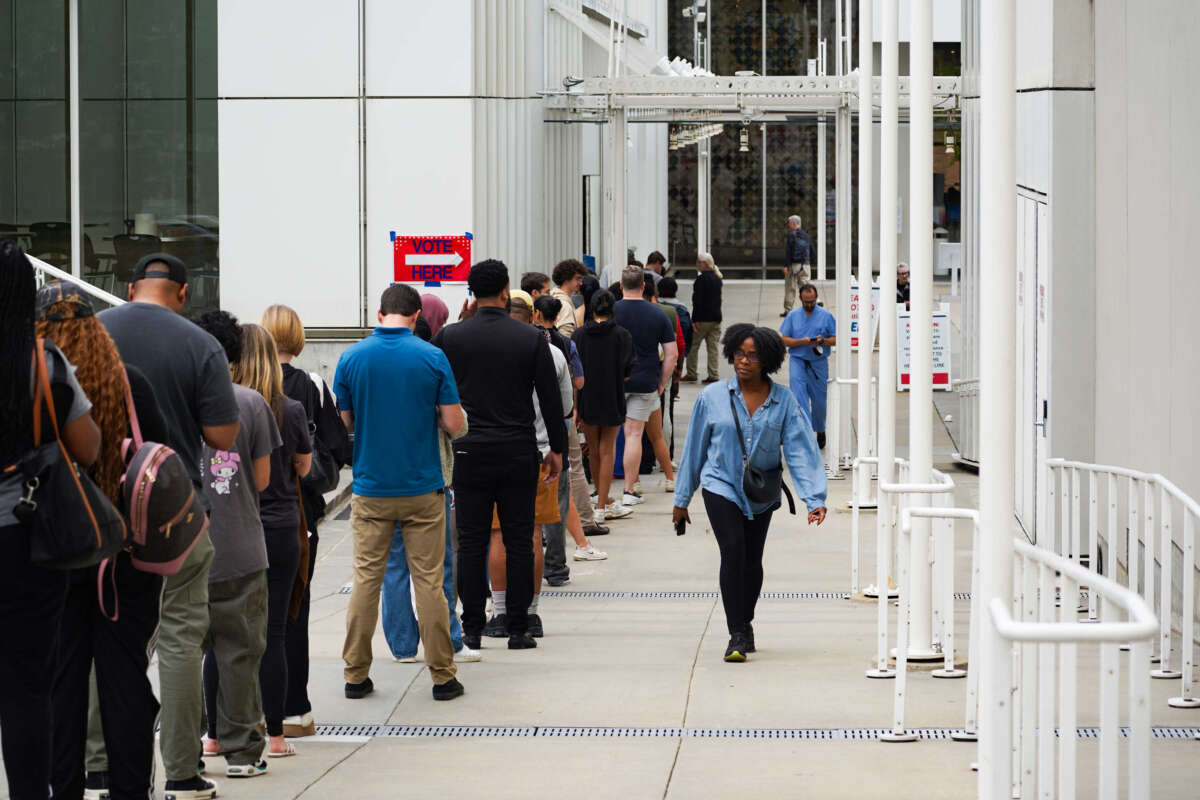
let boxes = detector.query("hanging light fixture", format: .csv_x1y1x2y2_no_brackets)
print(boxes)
739,125,750,153
945,134,955,155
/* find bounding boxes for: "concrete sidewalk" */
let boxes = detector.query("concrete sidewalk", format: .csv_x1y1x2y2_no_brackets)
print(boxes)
5,281,1196,799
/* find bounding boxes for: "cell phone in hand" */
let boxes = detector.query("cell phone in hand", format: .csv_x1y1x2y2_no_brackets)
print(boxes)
675,518,687,536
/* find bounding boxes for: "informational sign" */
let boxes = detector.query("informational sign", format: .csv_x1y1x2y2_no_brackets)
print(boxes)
896,311,952,391
392,232,472,285
849,283,881,350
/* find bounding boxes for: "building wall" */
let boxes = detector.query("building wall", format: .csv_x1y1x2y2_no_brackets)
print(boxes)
1094,0,1200,497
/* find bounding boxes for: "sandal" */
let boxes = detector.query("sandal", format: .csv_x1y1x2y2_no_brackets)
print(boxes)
266,739,296,758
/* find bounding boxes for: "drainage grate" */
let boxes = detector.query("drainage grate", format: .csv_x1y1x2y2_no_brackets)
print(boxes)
311,724,1200,741
541,591,854,600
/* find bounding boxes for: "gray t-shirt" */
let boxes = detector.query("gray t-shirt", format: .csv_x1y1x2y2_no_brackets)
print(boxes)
203,384,281,583
99,302,239,497
0,342,93,527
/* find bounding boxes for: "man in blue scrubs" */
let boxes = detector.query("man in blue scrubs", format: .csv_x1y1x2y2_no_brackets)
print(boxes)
779,283,836,449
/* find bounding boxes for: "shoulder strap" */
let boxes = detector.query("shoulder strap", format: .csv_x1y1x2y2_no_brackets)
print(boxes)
120,367,145,450
34,338,61,446
309,372,325,409
728,389,748,467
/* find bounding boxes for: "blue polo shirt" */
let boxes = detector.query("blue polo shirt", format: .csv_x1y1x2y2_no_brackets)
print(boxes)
780,305,837,362
333,326,459,497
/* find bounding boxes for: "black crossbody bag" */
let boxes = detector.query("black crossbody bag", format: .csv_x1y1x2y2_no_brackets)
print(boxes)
729,390,796,515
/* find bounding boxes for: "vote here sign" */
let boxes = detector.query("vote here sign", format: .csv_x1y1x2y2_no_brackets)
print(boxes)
393,234,472,284
849,283,881,351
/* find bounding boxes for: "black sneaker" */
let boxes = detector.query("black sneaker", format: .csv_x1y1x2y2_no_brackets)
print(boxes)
816,431,827,450
432,677,465,701
483,613,508,638
83,772,110,800
344,677,374,699
545,576,571,587
463,632,482,650
583,523,610,536
527,613,544,638
744,623,756,653
724,632,749,663
163,775,218,800
508,632,538,649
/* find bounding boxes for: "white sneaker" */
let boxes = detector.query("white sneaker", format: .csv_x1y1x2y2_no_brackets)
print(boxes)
665,479,675,491
454,645,482,662
392,654,418,663
622,491,645,506
573,545,608,561
603,502,633,520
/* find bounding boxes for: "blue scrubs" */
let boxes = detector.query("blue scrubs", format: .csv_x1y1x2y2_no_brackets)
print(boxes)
780,305,836,433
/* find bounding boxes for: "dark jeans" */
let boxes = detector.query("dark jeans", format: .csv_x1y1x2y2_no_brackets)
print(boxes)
0,523,69,800
284,528,317,717
702,490,774,635
454,442,538,636
260,524,300,736
53,553,162,800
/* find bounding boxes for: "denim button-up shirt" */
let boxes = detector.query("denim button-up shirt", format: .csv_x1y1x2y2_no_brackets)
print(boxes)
673,378,827,519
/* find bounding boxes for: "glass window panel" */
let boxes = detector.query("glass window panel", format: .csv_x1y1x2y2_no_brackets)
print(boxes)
80,1,125,100
126,0,187,99
16,100,68,227
0,0,14,98
15,0,66,100
0,103,15,223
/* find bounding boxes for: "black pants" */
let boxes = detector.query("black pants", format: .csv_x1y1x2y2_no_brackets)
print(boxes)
702,490,773,635
261,525,300,736
0,523,69,800
454,442,538,636
284,527,318,717
52,553,163,800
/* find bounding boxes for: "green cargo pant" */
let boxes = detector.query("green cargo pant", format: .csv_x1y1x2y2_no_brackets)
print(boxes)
203,570,268,766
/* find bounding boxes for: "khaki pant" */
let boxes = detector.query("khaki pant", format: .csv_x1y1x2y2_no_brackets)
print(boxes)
345,492,456,685
567,425,595,527
783,262,810,312
687,321,722,381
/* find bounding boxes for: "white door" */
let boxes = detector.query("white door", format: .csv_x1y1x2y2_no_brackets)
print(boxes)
1033,203,1051,545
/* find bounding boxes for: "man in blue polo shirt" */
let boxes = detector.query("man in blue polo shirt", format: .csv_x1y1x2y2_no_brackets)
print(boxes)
780,283,836,450
334,284,467,702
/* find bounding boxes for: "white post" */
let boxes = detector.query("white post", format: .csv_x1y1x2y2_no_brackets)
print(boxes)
873,0,900,671
834,100,852,469
855,0,874,510
977,0,1017,794
605,107,628,274
904,0,937,660
68,0,81,279
697,136,710,254
817,113,827,281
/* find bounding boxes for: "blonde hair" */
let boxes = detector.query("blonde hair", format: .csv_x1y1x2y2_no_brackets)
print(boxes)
261,304,306,356
234,323,286,426
697,251,723,279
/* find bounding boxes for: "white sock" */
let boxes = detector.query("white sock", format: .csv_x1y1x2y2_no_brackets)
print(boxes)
493,590,506,617
529,594,539,614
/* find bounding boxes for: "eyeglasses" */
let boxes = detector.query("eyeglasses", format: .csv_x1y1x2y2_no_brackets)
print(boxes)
733,351,760,363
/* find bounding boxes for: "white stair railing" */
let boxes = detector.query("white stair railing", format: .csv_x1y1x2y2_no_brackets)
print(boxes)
984,537,1157,800
27,253,126,308
1046,459,1200,710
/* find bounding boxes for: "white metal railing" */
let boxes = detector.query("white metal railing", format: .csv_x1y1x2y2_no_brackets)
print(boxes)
952,377,979,467
1046,458,1200,710
27,253,126,308
884,507,981,743
983,537,1158,800
864,463,956,678
849,455,905,596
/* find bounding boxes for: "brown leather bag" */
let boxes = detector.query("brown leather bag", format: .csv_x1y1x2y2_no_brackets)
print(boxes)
288,469,310,619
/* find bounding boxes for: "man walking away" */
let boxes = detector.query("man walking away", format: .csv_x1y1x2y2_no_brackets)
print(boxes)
434,260,566,651
779,283,836,450
334,284,465,702
683,252,722,383
782,215,814,316
613,266,678,507
98,253,240,800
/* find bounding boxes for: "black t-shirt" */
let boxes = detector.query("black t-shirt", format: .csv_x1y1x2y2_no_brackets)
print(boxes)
613,299,675,394
99,302,239,494
124,364,170,446
258,396,312,530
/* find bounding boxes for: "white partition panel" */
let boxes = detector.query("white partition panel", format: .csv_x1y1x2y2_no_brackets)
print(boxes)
366,98,474,317
366,0,472,97
218,0,359,97
219,99,360,327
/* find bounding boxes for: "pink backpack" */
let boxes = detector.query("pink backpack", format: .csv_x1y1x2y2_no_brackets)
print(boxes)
119,370,208,575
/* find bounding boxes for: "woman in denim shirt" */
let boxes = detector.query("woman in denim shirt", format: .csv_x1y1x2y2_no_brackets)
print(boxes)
672,324,828,662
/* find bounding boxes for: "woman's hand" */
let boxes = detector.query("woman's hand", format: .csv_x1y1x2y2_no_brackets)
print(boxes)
672,506,691,526
807,506,827,525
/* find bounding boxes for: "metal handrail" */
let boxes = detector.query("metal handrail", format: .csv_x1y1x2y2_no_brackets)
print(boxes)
1047,457,1200,519
27,253,126,308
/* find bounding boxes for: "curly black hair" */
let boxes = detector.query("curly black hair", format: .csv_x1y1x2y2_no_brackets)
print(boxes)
195,310,243,366
552,258,587,287
721,323,786,376
468,259,510,299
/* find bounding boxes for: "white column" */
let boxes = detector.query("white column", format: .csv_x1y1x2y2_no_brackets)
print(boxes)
978,0,1017,794
817,119,827,281
604,107,628,273
855,0,874,505
906,0,937,658
868,0,900,676
698,138,710,254
68,0,81,279
834,100,852,470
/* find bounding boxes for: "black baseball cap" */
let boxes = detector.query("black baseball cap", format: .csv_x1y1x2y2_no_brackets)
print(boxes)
35,282,95,321
133,252,188,284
